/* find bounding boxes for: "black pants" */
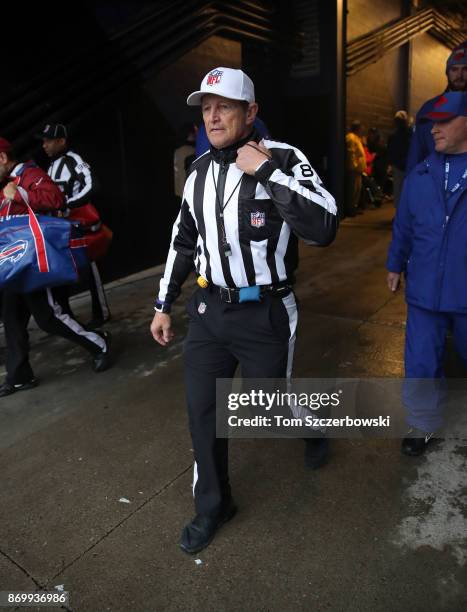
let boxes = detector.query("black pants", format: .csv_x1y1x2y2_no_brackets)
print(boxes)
184,287,298,517
2,288,106,385
52,261,110,322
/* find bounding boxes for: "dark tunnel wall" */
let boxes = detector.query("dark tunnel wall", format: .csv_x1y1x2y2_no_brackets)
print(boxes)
6,1,342,283
31,81,176,282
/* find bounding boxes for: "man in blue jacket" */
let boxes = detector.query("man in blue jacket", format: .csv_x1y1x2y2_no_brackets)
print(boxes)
406,41,467,172
387,91,467,456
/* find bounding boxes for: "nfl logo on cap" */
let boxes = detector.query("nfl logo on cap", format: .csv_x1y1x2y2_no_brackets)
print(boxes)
207,69,223,86
186,66,255,106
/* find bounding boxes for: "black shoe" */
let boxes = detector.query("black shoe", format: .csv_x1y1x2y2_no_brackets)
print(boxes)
0,378,38,398
92,331,112,373
401,428,434,456
304,437,329,469
179,499,237,555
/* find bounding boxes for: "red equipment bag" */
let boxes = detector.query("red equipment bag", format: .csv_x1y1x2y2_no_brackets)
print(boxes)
65,203,112,261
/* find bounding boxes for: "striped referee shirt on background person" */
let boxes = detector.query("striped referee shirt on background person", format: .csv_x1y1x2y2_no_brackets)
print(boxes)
47,151,93,208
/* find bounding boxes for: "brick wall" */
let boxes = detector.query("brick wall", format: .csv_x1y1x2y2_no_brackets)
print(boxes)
346,0,404,139
347,50,406,138
347,0,402,40
409,33,450,117
346,1,452,139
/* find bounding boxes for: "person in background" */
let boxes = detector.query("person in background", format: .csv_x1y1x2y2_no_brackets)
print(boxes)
367,127,390,196
362,135,375,177
174,123,197,203
360,133,383,210
386,92,467,456
406,41,467,172
0,137,111,398
387,110,412,208
345,120,366,217
37,123,111,328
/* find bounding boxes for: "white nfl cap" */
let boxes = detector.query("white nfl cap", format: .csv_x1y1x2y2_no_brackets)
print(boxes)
187,67,255,106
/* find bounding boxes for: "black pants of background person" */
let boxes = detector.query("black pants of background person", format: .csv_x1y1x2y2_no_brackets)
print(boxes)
52,261,110,326
2,288,106,385
184,287,297,518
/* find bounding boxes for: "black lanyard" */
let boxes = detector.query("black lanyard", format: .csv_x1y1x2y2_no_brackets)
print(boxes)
211,161,243,216
211,161,243,257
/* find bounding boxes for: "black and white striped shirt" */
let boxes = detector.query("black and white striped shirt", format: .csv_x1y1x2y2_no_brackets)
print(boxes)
47,150,93,208
155,133,338,313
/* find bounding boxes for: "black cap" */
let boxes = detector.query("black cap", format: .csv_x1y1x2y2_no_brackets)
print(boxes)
36,123,68,140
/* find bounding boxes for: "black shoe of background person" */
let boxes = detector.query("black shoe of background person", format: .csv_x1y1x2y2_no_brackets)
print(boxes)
0,378,39,398
401,428,435,456
179,498,238,554
92,331,112,373
304,437,330,469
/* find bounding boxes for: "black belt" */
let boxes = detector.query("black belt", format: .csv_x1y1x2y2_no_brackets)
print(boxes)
214,282,292,304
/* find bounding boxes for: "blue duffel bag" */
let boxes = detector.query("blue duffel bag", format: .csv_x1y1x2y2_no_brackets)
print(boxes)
0,198,88,293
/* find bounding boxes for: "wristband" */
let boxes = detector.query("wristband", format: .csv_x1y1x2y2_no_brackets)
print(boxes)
154,299,171,314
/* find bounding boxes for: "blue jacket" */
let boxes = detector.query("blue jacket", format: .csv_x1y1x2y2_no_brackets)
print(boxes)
405,95,439,173
387,152,467,313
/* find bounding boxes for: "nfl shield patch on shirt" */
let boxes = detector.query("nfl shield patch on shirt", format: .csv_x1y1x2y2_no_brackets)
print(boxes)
250,211,265,228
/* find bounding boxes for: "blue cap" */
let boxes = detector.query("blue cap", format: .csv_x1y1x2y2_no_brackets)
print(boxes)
446,42,467,71
421,92,467,122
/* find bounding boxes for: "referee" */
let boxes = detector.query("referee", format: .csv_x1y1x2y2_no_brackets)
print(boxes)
37,123,110,327
151,67,338,553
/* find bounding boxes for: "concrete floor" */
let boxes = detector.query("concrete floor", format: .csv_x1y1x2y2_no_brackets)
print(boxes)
0,202,466,612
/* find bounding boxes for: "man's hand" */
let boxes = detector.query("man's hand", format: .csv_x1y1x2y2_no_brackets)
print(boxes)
3,182,17,199
236,141,271,175
150,312,174,346
387,272,401,292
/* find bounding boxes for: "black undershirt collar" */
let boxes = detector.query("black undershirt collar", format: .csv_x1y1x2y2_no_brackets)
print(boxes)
209,128,260,164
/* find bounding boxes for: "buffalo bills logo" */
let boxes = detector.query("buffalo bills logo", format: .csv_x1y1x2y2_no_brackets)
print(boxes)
0,240,28,266
250,212,266,228
207,69,223,86
434,95,448,108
